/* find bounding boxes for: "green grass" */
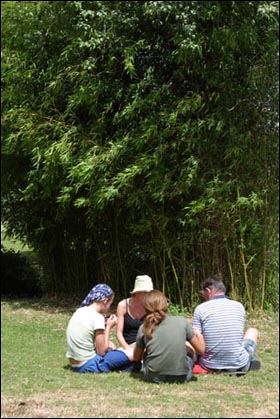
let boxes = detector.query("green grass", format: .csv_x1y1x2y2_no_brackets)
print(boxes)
1,225,32,254
1,298,279,418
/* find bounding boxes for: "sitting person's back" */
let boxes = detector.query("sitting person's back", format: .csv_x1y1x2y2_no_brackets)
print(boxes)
133,290,205,383
192,276,261,373
66,283,134,374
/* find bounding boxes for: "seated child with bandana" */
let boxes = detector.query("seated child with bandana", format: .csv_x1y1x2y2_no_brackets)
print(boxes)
66,283,134,373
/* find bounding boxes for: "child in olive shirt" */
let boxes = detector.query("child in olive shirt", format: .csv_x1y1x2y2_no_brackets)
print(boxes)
133,290,205,383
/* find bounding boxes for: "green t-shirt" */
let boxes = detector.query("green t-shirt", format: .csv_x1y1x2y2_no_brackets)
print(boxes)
136,315,195,376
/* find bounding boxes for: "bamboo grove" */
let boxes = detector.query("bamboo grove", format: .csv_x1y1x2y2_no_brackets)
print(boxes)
1,1,279,310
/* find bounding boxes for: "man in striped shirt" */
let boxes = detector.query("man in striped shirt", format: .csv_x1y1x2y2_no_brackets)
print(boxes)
192,277,261,373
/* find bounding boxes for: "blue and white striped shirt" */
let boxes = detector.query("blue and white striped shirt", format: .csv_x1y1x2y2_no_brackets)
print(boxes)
192,296,249,370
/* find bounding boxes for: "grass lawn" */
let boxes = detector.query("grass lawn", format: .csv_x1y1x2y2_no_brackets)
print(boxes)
1,225,32,254
1,297,279,418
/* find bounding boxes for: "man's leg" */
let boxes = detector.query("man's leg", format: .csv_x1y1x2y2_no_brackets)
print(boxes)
244,327,258,343
243,328,261,371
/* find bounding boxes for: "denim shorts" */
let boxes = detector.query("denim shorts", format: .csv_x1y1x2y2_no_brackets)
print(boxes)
71,350,131,373
207,338,257,374
242,338,257,372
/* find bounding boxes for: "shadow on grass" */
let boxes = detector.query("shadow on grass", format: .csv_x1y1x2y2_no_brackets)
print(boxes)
129,371,146,381
61,364,146,379
1,294,121,316
63,364,72,371
128,372,199,383
1,295,83,314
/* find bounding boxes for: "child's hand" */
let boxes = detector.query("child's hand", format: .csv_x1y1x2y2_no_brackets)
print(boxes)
108,340,116,350
106,314,117,328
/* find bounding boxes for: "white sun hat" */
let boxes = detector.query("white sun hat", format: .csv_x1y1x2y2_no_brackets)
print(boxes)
130,275,154,294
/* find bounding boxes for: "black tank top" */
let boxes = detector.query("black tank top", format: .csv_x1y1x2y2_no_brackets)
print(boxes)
123,299,144,344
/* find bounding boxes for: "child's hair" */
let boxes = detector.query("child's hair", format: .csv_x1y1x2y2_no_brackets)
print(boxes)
142,290,168,339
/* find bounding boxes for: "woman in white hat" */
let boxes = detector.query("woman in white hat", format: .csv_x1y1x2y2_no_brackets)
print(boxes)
116,275,153,350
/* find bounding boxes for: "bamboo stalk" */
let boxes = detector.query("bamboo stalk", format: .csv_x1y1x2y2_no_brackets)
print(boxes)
114,212,127,295
239,241,253,312
236,187,253,311
225,239,236,300
261,192,268,311
145,202,183,304
167,247,184,309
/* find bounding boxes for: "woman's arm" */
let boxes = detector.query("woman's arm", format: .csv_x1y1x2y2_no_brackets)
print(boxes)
189,327,205,355
116,300,130,349
133,345,144,362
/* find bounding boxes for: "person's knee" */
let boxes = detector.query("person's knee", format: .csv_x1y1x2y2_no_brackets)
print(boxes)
244,327,258,343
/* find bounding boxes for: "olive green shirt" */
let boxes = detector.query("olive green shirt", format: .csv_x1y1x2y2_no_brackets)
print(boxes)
136,315,195,376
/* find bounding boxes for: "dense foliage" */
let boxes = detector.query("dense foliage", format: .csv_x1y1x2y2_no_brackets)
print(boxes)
2,1,279,309
1,246,42,297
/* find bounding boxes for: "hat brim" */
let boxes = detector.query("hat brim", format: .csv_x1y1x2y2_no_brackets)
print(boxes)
130,288,153,294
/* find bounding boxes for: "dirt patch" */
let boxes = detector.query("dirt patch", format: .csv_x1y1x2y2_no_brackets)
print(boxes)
2,385,279,419
1,397,50,418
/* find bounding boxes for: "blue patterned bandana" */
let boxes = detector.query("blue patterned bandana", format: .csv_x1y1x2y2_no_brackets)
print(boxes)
80,284,113,307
